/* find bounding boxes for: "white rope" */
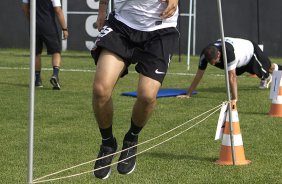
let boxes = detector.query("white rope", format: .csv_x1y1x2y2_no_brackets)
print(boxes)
32,101,228,183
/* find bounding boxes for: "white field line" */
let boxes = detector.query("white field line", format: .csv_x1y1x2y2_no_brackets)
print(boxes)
0,66,227,77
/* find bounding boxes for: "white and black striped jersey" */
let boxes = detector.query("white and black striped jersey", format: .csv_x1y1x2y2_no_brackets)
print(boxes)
199,37,254,71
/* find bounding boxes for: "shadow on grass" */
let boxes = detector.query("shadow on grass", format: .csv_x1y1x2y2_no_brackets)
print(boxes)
197,86,226,94
10,53,91,59
0,81,29,88
0,81,54,91
239,111,269,116
143,151,215,163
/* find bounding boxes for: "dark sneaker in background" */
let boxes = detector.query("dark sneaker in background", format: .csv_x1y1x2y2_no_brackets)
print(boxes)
259,75,272,89
117,140,137,175
94,138,117,179
50,75,60,90
35,78,43,88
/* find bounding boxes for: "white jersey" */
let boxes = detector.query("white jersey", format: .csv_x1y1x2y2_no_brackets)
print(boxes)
216,37,254,71
114,0,178,31
22,0,61,7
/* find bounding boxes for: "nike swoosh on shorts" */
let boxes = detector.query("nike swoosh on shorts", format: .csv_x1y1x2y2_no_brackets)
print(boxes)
155,69,165,74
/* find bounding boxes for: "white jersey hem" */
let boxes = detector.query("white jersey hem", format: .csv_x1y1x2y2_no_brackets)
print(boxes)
115,15,177,32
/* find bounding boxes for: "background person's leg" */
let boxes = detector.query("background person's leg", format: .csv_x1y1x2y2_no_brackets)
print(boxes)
50,53,62,89
35,54,43,87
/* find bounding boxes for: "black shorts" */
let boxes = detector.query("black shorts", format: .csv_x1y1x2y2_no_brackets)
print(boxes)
36,33,61,55
91,12,179,83
237,41,271,79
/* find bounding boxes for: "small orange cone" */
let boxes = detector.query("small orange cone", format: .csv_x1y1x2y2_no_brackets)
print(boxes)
215,101,251,165
269,71,282,117
247,74,257,78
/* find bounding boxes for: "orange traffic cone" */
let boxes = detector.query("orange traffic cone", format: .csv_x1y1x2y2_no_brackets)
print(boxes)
215,101,251,165
247,74,257,78
269,71,282,117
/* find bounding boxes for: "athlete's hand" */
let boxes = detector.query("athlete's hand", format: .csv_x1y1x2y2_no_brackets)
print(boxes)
95,12,107,31
160,0,178,19
62,30,69,40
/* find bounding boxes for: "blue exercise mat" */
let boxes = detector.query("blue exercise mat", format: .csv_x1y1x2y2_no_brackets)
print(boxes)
121,88,197,98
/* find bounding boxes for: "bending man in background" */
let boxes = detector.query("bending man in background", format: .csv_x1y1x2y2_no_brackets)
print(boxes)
178,37,282,101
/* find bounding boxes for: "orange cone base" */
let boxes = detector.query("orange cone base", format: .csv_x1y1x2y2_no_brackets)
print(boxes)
247,74,257,78
215,145,251,165
269,104,282,117
215,159,251,165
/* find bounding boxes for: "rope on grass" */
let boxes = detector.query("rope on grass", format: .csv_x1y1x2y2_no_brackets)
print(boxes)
32,101,229,183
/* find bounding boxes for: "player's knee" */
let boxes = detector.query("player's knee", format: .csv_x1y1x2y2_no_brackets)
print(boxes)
137,94,156,107
93,83,111,101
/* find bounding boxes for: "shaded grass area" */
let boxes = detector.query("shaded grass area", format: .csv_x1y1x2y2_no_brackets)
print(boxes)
0,49,282,183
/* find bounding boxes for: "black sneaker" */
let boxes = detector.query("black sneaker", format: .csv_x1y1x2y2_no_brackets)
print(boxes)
117,140,137,175
35,78,43,88
94,139,117,179
50,75,60,90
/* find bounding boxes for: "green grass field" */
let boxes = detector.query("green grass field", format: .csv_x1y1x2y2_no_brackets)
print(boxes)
1,48,282,184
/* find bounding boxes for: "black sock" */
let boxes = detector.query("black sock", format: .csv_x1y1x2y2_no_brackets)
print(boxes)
99,125,115,147
53,66,60,77
124,119,143,142
263,74,269,80
35,71,41,80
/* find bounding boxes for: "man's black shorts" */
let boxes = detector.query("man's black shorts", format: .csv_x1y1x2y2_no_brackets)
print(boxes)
91,13,179,83
237,42,271,79
36,33,61,55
